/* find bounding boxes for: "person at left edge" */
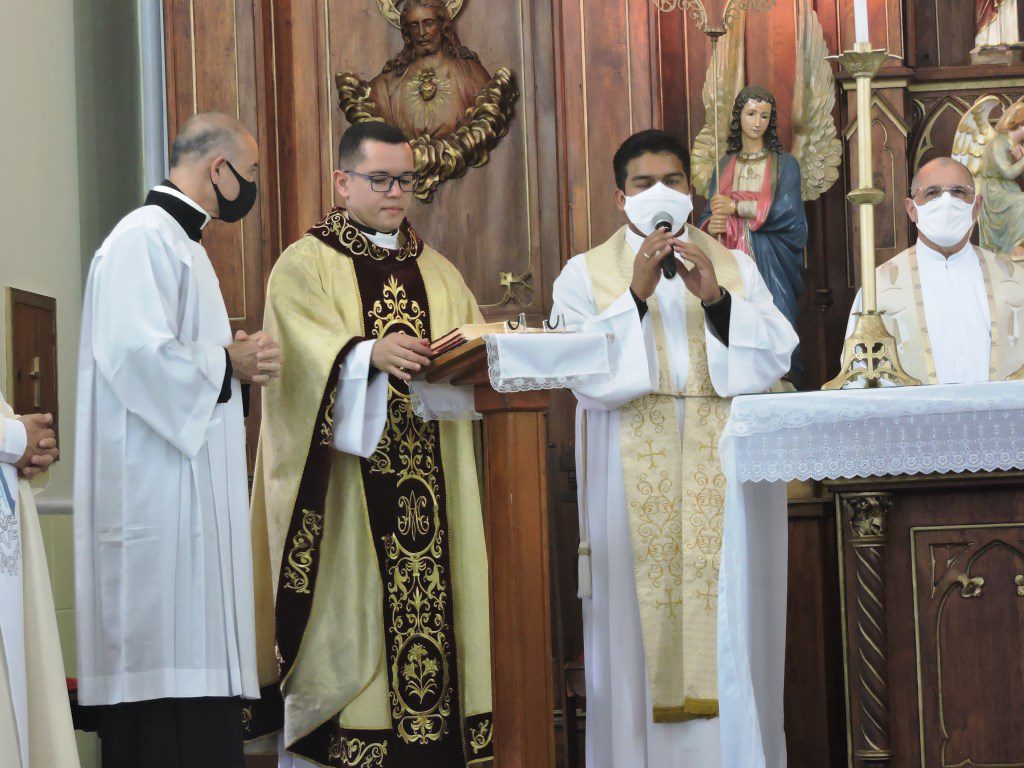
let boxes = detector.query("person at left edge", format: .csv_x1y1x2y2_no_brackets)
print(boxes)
0,396,77,768
74,111,282,768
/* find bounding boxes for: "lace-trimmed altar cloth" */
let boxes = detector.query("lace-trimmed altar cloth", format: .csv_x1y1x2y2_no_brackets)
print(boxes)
715,380,1024,768
410,332,615,420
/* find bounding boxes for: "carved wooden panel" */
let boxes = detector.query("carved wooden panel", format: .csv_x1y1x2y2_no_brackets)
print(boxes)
832,474,1024,768
842,85,910,281
911,525,1024,767
910,86,1024,175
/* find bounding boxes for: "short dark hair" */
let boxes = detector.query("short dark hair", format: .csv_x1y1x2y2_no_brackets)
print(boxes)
337,122,410,169
612,129,690,190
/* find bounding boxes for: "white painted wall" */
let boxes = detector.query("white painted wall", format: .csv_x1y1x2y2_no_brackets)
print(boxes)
0,1,85,500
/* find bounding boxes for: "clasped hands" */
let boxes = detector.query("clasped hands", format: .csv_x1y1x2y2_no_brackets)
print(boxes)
227,330,283,386
630,229,723,305
16,412,58,480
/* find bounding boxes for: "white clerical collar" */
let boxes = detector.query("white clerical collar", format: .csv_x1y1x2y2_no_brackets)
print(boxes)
366,229,400,250
624,224,688,255
915,238,975,267
153,185,212,230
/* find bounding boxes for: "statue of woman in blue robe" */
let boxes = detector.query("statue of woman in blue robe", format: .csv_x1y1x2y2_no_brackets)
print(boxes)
697,86,808,376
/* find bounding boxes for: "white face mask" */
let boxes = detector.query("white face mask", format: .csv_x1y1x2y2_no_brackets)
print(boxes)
914,192,977,248
623,182,694,236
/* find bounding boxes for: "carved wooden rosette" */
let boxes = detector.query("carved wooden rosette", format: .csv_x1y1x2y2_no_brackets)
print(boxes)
841,492,895,766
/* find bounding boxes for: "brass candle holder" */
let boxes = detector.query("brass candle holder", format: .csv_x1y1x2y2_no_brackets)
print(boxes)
822,43,920,390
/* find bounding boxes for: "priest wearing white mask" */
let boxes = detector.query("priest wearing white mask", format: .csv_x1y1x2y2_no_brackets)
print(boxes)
74,112,282,768
846,156,1024,383
550,129,798,768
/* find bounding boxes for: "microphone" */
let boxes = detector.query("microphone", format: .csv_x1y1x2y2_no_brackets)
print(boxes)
652,212,677,279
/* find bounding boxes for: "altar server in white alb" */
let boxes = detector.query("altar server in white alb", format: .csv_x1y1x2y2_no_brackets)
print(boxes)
0,397,78,768
847,156,1024,383
551,129,797,768
74,112,282,768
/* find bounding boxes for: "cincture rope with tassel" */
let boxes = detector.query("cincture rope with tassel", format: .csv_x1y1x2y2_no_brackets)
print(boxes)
577,409,593,600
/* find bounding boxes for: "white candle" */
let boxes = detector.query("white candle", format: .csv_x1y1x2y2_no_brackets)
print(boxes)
854,0,870,44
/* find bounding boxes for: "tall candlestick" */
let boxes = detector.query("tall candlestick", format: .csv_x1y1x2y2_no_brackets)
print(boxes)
822,44,919,390
853,0,870,43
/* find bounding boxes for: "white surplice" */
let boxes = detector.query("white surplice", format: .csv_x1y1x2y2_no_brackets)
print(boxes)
74,189,258,705
0,395,80,768
551,228,797,768
848,240,991,384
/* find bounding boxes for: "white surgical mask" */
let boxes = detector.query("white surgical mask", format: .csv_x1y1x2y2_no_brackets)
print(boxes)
914,193,976,248
623,182,694,236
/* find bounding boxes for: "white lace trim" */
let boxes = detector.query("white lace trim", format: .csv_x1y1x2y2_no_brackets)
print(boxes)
722,381,1024,483
483,333,616,393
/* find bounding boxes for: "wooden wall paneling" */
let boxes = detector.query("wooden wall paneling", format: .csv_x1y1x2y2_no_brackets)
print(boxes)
269,0,331,247
912,0,977,69
656,8,689,142
164,0,277,458
557,0,666,257
744,0,798,144
784,499,847,767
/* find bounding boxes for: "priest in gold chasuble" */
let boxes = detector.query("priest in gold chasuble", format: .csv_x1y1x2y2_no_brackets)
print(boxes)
552,131,798,768
247,123,493,768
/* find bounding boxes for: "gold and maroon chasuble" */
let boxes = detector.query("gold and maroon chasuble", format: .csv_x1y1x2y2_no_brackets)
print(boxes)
248,209,493,768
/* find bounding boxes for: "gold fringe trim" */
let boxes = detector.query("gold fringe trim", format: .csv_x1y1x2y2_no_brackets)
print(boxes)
652,697,720,723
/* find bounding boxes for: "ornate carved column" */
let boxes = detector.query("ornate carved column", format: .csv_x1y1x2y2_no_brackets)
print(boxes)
840,492,895,767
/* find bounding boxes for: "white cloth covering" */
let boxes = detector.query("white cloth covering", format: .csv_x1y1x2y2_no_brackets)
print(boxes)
551,227,797,768
848,240,992,384
74,197,258,704
717,380,1024,768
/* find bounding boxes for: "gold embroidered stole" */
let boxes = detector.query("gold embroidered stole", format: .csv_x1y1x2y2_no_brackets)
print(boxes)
875,246,1024,382
585,225,744,721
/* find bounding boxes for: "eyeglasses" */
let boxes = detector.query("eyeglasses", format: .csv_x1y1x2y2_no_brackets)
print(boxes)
346,170,418,193
911,184,976,203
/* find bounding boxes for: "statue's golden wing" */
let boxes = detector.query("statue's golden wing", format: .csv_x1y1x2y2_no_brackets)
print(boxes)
689,11,746,198
952,95,1000,178
790,0,842,202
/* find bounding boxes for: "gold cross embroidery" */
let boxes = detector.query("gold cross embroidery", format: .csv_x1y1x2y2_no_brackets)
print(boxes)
656,588,682,619
637,439,666,469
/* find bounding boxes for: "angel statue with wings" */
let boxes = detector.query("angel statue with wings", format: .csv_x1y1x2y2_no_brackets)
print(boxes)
694,0,842,375
953,95,1024,259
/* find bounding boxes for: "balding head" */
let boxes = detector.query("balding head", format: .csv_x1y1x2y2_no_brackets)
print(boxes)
169,112,253,168
166,111,259,220
910,157,974,197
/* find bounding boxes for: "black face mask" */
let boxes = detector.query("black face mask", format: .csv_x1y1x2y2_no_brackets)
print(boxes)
213,160,258,222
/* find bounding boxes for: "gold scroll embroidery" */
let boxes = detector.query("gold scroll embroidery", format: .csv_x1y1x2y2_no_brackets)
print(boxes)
364,274,454,745
282,509,324,594
328,736,388,767
469,718,493,754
